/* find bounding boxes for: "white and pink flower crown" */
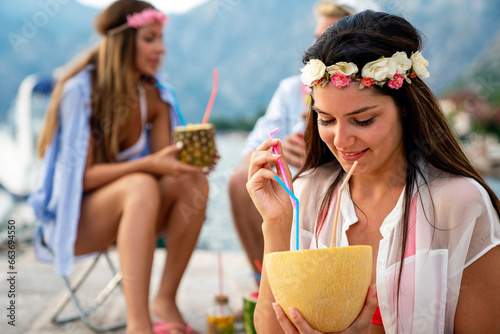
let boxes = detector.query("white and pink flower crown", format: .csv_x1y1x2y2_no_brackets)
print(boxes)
300,51,429,90
107,8,167,36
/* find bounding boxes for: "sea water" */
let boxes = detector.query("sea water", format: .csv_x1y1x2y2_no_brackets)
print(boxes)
196,131,248,251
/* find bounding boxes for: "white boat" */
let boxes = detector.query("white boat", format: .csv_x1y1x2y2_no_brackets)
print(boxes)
0,73,54,227
0,73,54,198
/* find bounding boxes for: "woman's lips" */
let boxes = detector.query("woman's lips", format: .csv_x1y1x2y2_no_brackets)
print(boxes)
338,149,368,161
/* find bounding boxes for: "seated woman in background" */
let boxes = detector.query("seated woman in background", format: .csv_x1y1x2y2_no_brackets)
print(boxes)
247,10,500,334
30,1,213,333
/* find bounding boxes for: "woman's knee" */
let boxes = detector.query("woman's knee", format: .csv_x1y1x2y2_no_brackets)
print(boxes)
188,173,209,198
229,162,250,200
160,173,209,206
120,172,161,209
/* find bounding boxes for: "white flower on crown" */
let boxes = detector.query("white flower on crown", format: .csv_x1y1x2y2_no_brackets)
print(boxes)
392,51,412,75
300,59,326,86
410,51,430,78
361,57,397,83
299,50,430,89
326,62,359,77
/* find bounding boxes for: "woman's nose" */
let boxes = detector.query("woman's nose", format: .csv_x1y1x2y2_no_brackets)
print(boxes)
157,40,165,54
333,122,355,149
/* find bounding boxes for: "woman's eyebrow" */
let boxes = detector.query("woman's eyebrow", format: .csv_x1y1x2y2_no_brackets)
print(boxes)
312,105,378,116
344,106,378,117
142,28,160,36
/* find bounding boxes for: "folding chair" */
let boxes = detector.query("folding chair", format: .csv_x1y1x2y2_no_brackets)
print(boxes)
46,244,127,332
18,73,126,332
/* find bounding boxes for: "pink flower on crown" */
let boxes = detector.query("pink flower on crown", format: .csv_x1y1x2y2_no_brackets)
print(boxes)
360,77,374,88
332,73,351,88
387,73,404,89
127,8,167,28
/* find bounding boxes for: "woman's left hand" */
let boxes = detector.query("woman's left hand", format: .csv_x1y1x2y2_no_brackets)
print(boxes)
272,285,378,334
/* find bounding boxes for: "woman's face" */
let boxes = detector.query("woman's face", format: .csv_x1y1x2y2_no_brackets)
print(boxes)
313,83,405,177
135,21,165,76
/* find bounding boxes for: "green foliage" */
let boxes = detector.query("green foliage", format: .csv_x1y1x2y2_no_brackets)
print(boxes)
445,59,500,107
474,120,500,139
472,63,500,106
490,91,500,106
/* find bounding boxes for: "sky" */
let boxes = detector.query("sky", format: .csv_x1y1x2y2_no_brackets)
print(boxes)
76,0,383,16
76,0,209,14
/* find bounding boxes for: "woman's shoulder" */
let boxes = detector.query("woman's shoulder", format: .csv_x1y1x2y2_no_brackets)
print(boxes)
423,167,500,261
422,167,496,225
153,74,177,105
61,66,93,95
426,168,487,205
154,73,172,89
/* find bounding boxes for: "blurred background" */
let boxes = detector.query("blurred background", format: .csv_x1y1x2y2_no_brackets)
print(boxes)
1,0,500,249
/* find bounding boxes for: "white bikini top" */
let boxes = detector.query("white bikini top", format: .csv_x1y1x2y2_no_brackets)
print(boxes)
116,85,148,161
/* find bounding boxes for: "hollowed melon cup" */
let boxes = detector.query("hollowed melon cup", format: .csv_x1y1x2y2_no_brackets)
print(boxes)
264,245,372,333
173,123,216,167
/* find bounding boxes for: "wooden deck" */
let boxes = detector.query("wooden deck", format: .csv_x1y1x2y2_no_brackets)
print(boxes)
0,245,256,333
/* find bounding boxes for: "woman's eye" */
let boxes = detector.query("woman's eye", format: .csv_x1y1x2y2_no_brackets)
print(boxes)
143,36,154,42
317,117,374,127
318,118,335,126
355,118,374,127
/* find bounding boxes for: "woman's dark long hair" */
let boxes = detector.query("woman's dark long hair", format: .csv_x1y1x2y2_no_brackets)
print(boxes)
296,9,500,310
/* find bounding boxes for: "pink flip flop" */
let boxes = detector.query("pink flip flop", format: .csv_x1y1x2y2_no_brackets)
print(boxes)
152,321,193,334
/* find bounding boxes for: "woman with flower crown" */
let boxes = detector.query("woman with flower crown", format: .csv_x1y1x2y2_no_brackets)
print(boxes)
30,0,212,333
247,10,500,334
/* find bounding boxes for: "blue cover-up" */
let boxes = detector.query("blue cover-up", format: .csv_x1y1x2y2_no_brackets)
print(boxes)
28,66,182,275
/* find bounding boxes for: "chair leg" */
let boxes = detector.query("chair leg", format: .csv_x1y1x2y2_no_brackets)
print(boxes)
51,251,126,333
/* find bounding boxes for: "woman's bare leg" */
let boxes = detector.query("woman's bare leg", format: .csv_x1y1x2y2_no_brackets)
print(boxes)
75,173,160,334
151,173,208,333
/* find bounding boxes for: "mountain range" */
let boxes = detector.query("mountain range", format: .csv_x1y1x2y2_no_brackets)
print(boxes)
1,0,499,125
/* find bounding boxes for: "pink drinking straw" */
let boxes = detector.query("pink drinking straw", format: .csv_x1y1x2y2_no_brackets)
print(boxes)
202,68,219,124
218,252,224,313
218,252,223,296
269,128,296,209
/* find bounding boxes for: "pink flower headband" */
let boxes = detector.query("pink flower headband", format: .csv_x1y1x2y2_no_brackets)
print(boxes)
300,51,429,90
107,8,167,36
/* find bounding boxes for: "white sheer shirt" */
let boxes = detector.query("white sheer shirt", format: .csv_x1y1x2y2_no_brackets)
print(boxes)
292,161,500,333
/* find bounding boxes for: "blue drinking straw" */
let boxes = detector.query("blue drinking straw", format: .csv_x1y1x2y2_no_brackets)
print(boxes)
273,175,300,251
156,81,187,126
269,128,296,209
250,273,261,283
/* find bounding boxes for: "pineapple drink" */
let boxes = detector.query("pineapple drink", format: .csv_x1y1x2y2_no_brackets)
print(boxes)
265,245,372,333
173,123,216,167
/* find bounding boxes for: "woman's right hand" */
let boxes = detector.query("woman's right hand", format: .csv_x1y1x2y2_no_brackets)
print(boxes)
145,142,204,176
246,138,294,224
